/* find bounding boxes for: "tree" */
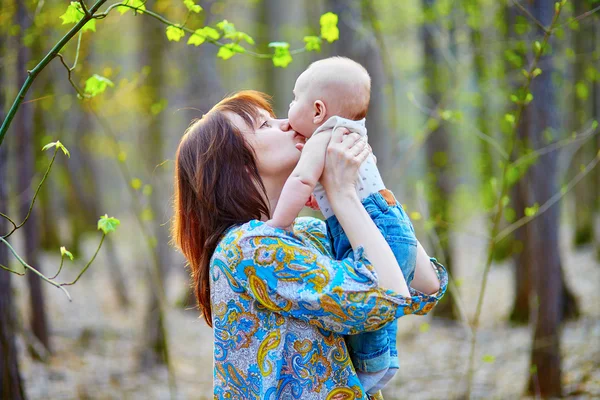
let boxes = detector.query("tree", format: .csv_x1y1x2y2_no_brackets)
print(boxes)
138,0,170,368
571,0,598,247
0,15,26,397
16,0,51,353
508,1,579,325
421,0,457,319
526,1,565,396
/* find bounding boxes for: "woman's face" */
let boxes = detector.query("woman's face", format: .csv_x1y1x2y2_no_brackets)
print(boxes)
227,108,306,181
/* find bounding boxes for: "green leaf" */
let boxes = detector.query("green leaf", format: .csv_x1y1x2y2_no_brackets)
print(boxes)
118,0,146,15
440,110,453,120
269,42,292,68
524,92,534,105
60,246,74,261
183,0,202,13
303,36,322,52
530,365,538,374
510,94,519,103
575,81,589,100
216,20,236,35
60,2,83,25
524,203,540,217
166,26,185,42
504,113,515,125
131,178,142,190
320,12,339,43
592,120,598,130
532,68,542,77
225,31,255,45
42,140,70,157
81,19,96,33
482,354,496,363
97,214,120,234
84,74,114,97
521,69,529,78
188,26,220,46
534,41,542,54
217,43,245,60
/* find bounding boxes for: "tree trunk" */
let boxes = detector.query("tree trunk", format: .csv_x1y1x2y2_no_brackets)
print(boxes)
526,1,563,395
571,1,596,247
510,106,534,324
138,0,169,368
595,14,600,262
16,0,50,353
508,0,579,326
0,24,27,399
421,0,457,319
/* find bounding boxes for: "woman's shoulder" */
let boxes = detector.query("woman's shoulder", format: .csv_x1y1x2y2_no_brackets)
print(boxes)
215,217,330,255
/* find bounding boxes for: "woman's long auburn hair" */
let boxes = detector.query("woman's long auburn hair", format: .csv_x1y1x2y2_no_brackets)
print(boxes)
172,91,274,326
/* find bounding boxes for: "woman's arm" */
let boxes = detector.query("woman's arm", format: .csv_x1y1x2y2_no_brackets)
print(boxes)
412,241,441,294
268,132,330,228
217,220,447,335
320,128,410,296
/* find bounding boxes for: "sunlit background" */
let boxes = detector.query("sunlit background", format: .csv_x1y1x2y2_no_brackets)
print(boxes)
0,0,599,398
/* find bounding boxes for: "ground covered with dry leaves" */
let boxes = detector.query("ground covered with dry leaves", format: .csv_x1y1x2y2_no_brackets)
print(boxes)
12,218,600,399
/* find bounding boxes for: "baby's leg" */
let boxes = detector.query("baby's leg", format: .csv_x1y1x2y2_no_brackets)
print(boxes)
365,190,417,393
326,214,390,393
327,189,417,394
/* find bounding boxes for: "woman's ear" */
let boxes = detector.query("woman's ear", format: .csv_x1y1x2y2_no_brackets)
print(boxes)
313,100,326,125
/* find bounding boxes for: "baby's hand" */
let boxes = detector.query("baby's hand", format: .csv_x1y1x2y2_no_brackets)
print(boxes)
305,195,320,211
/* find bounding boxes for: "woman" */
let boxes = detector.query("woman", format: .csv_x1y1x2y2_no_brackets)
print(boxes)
172,91,447,399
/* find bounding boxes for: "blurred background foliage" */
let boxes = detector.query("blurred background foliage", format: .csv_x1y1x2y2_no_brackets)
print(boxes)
0,0,599,399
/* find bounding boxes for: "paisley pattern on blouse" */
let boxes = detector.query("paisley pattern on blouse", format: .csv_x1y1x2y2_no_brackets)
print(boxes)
210,217,448,399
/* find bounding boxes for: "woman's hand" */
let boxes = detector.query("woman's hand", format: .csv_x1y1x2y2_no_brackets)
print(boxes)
320,127,371,200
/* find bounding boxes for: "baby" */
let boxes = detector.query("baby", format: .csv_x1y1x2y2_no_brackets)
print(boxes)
268,57,418,394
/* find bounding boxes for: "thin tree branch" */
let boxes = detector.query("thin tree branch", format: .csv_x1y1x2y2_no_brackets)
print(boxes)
0,237,72,300
511,0,549,34
560,4,600,27
2,147,60,239
496,150,600,242
61,234,105,286
48,254,66,280
0,0,108,147
511,121,599,169
407,92,510,160
0,263,25,276
77,0,90,17
56,53,88,98
465,3,564,398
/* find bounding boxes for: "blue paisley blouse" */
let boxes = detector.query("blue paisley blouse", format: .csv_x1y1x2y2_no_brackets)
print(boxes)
210,217,448,399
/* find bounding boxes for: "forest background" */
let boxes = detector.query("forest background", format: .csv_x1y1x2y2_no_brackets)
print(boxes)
0,0,599,399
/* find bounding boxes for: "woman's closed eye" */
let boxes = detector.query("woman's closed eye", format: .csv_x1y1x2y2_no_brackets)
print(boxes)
260,120,271,129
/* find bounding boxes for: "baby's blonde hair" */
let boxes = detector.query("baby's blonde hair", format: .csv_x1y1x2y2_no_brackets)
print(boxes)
305,57,371,120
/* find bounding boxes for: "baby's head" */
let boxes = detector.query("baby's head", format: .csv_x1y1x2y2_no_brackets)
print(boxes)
288,57,371,138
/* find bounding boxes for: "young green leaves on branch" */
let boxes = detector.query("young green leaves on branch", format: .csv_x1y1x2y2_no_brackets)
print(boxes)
42,140,71,158
118,0,146,15
60,2,96,32
84,74,114,98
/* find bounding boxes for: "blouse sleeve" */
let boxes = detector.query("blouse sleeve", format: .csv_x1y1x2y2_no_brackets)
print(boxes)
213,220,448,335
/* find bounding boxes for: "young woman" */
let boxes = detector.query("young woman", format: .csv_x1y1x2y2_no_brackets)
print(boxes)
172,91,447,400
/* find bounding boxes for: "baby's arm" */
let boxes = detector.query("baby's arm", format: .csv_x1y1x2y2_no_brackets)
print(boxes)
268,131,332,229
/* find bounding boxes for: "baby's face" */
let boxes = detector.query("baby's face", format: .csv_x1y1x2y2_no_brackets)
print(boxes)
288,71,317,138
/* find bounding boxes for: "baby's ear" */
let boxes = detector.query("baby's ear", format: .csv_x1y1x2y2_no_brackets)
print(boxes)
313,100,326,124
